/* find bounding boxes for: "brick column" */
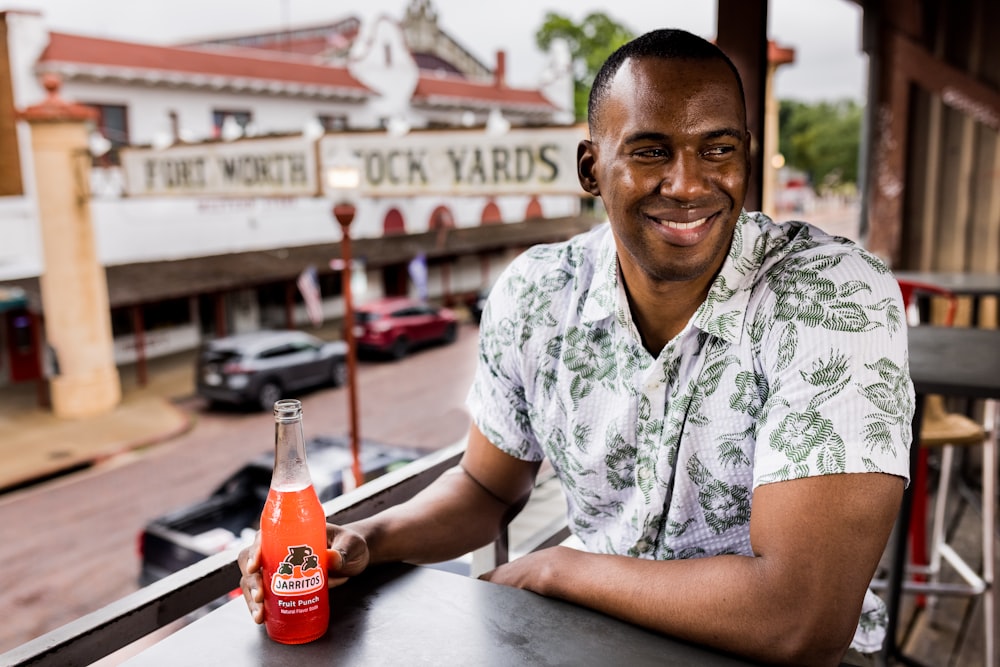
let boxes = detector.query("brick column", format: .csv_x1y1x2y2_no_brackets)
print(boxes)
18,73,121,418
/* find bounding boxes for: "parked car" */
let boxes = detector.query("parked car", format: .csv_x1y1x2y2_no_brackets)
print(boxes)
468,286,492,324
138,436,423,588
196,329,348,411
353,297,458,359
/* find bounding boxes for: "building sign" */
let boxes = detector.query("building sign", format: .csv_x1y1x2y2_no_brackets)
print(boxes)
319,126,588,197
120,136,318,197
119,126,589,198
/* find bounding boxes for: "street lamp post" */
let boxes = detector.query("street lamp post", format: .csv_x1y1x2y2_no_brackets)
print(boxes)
333,201,363,489
328,164,364,489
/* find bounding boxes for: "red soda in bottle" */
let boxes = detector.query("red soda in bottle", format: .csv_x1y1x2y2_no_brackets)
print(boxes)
260,399,330,644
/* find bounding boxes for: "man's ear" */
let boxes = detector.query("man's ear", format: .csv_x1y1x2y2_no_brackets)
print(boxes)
577,140,601,196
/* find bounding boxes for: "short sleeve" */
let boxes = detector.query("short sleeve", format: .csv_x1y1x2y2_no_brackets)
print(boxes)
752,247,914,488
465,262,545,462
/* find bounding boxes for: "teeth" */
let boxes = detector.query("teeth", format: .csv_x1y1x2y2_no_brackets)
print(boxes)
662,217,707,230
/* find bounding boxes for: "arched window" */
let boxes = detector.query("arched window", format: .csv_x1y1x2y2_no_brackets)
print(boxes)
429,205,455,230
481,200,502,225
383,208,406,235
525,196,543,220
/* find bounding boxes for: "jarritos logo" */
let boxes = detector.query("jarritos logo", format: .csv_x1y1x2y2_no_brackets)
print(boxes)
270,545,325,596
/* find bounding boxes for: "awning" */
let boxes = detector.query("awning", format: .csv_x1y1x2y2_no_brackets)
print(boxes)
0,216,602,310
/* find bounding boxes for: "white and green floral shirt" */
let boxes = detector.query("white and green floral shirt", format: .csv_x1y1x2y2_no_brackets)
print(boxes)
467,211,913,652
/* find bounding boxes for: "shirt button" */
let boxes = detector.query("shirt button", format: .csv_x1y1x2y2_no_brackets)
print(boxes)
635,539,651,552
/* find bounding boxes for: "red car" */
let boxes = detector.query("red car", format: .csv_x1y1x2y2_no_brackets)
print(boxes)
353,297,458,359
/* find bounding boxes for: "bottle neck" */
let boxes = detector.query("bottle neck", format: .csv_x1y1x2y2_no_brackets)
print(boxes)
272,399,312,489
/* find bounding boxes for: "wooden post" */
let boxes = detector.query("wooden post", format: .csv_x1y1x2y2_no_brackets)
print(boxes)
132,305,147,387
716,0,768,213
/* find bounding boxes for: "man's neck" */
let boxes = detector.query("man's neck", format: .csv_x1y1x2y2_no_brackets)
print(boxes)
620,264,715,357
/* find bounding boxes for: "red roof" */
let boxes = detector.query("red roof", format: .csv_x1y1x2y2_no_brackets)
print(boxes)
413,73,555,112
37,31,560,112
39,32,373,96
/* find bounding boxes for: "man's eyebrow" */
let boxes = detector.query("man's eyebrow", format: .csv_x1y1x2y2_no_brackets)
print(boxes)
622,131,670,144
622,128,745,144
705,128,745,141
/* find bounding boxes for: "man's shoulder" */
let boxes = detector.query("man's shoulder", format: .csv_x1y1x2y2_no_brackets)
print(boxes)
514,222,609,269
496,223,609,293
483,223,610,339
750,213,893,284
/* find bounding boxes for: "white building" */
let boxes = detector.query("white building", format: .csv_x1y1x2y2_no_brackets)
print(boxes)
0,1,594,392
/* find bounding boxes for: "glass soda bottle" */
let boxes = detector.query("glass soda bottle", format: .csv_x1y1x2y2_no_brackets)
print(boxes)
260,399,330,644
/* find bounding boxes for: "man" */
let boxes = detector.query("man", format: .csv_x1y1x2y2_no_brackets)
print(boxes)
241,29,912,666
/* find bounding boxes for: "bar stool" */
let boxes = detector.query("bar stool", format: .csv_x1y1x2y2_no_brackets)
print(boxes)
897,279,996,667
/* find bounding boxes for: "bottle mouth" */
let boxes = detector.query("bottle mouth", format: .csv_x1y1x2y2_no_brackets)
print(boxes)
273,398,303,421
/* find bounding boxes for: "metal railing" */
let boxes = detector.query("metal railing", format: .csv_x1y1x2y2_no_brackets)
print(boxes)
1,443,569,667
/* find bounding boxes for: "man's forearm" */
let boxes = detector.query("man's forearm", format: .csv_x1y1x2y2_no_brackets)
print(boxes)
482,473,902,666
347,466,518,566
501,546,853,667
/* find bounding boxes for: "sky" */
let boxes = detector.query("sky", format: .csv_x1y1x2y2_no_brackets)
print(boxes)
10,0,867,102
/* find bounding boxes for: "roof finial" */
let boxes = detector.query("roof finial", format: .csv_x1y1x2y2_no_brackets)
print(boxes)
41,71,62,97
17,71,98,123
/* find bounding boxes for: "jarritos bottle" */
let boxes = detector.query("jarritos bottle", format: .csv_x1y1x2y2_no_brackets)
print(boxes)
260,399,330,644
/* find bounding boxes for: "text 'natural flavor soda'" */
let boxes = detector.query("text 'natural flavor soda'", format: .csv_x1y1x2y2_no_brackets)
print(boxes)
259,399,330,644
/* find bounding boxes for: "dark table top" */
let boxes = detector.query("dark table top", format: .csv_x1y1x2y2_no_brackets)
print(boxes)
122,562,756,666
894,271,1000,297
907,326,1000,399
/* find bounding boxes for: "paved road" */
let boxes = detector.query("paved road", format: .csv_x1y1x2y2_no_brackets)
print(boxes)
0,325,480,655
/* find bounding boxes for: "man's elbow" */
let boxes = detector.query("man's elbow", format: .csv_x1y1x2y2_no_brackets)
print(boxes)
765,610,857,667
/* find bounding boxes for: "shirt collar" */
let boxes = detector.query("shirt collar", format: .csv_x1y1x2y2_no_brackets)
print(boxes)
580,225,623,326
580,212,768,345
691,210,767,345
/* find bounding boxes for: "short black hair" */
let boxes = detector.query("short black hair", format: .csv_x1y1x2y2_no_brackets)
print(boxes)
587,28,746,134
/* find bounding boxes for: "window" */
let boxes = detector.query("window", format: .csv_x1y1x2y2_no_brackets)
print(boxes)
212,110,252,138
317,272,343,298
85,103,129,165
259,344,295,360
319,114,348,132
144,297,192,330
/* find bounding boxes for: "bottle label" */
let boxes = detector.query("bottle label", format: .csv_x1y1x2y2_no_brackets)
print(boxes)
269,545,325,596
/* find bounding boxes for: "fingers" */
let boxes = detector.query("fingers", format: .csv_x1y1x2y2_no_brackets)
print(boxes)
237,525,370,621
326,524,370,584
238,532,264,624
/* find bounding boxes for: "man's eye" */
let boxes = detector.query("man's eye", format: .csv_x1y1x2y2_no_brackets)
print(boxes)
703,145,736,159
633,148,668,159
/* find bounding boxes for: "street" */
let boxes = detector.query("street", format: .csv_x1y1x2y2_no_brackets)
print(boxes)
0,325,480,655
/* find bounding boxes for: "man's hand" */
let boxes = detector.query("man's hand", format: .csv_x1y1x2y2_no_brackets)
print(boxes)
478,545,574,595
237,523,371,623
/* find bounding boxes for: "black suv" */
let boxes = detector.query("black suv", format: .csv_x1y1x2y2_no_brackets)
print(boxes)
196,330,348,411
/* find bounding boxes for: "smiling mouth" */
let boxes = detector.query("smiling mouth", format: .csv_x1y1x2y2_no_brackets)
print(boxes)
661,217,709,230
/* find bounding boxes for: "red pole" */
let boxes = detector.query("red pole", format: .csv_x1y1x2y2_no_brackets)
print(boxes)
333,203,363,488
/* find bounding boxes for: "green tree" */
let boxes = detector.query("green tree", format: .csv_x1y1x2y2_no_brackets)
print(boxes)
536,12,635,122
778,99,863,193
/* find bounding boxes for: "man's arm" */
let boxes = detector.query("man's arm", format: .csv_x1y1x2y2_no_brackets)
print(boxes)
481,471,902,667
239,425,540,621
344,424,541,566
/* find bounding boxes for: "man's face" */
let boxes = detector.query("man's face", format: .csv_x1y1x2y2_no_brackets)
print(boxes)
579,57,749,287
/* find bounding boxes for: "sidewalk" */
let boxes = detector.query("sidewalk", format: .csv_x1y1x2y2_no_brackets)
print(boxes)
0,352,197,493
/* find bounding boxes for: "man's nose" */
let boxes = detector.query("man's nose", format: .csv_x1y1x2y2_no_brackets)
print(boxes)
659,153,710,201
